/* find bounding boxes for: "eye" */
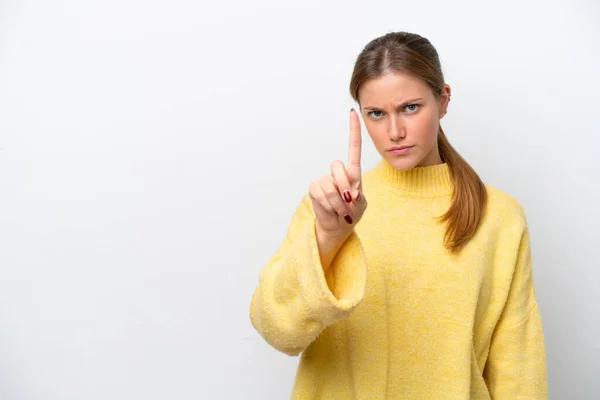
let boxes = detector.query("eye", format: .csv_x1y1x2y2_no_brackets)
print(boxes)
405,104,419,113
367,110,384,120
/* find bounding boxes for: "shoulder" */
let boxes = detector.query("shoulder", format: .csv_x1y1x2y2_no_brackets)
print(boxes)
483,184,528,231
470,185,531,266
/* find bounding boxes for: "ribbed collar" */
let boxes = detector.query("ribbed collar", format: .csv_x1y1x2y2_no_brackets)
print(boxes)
371,158,454,197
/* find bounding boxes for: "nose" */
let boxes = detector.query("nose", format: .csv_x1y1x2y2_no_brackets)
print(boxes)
388,114,406,141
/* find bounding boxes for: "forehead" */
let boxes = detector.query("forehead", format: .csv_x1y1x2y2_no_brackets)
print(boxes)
358,72,432,105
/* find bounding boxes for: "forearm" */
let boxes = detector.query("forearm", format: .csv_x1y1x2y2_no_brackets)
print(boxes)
315,223,353,274
250,214,367,356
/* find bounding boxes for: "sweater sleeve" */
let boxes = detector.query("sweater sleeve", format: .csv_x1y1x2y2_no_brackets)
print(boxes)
249,194,368,356
483,223,548,399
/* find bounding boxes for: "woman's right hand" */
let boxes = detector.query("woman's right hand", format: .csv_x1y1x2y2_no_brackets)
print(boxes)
309,108,368,240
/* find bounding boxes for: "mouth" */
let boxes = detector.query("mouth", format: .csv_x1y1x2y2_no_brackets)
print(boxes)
389,145,414,154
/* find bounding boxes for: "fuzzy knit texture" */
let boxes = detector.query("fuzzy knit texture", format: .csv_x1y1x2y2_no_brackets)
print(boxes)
250,159,547,399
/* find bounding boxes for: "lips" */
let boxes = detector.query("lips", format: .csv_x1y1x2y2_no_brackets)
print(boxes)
389,145,414,155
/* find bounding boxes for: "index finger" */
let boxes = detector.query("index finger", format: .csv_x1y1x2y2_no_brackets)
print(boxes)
348,108,362,176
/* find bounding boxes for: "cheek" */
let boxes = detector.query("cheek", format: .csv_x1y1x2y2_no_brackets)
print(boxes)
413,111,439,141
364,121,385,143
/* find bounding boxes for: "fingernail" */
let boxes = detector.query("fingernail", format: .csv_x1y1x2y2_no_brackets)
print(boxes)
343,190,352,203
350,107,355,112
344,215,353,224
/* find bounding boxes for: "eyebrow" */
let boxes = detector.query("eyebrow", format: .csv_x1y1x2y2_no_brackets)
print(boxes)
362,98,424,111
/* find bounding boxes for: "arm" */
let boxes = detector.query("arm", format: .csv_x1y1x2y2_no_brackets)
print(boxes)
483,223,548,399
249,194,367,356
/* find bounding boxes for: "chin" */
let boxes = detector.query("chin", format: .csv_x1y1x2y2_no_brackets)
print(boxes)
384,154,422,171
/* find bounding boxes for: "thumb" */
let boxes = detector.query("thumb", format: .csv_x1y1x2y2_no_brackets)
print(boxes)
351,181,362,202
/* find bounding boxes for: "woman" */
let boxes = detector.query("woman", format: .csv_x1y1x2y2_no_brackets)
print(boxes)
249,31,547,399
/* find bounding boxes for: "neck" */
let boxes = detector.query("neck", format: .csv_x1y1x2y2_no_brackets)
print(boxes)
372,158,454,197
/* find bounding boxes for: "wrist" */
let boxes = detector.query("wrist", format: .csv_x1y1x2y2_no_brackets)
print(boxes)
315,223,352,272
315,223,352,244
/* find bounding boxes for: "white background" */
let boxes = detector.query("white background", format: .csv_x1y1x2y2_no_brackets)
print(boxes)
1,0,599,398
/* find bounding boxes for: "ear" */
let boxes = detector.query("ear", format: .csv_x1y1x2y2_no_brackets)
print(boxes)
440,84,451,118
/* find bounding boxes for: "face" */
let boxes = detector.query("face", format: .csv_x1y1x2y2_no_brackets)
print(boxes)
358,72,450,170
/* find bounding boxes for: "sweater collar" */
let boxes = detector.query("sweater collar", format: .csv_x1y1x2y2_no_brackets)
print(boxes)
371,158,454,197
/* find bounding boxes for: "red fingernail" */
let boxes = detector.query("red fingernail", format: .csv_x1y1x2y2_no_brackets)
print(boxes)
344,215,353,224
343,190,352,203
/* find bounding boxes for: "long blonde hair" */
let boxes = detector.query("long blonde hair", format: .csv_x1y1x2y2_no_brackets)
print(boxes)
349,32,487,253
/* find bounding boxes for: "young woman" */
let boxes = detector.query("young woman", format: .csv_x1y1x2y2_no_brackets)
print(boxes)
249,31,547,399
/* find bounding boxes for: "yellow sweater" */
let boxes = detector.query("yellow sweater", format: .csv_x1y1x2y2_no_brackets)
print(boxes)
250,159,547,399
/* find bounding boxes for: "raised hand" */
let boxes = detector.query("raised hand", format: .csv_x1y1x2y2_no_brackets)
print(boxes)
309,108,367,238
